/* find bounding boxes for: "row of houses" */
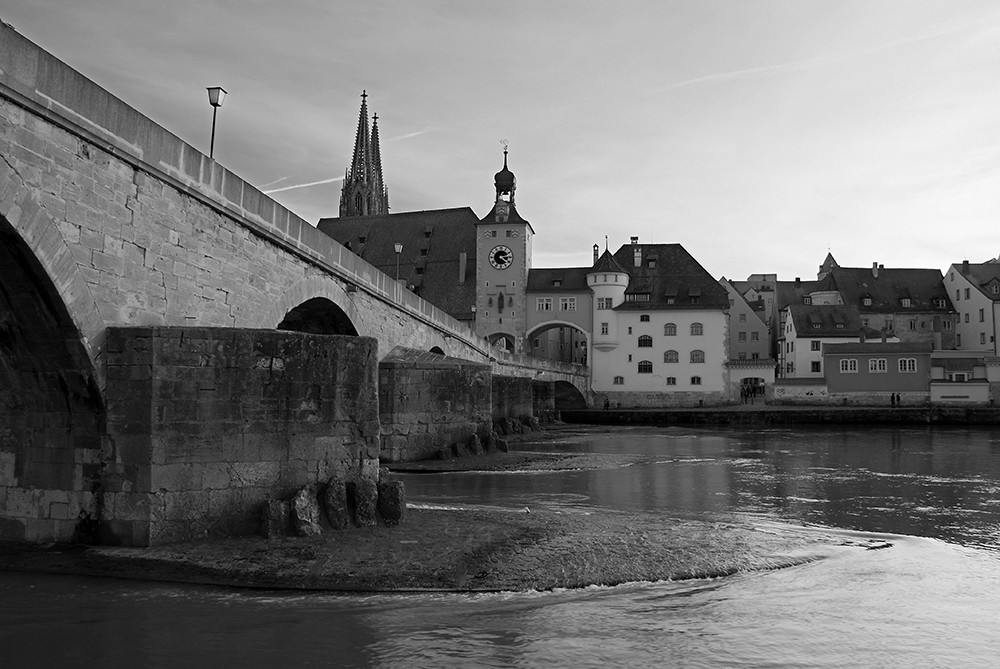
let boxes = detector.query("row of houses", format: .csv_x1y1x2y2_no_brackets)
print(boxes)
321,94,1000,406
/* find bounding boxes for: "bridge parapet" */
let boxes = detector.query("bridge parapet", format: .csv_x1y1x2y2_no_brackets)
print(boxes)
0,24,486,362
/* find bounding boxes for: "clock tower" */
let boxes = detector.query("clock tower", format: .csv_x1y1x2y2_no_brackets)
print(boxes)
475,147,534,351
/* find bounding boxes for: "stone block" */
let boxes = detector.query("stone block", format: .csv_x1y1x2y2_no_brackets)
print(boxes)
260,499,291,538
349,478,378,528
291,484,322,536
322,477,351,530
376,479,406,526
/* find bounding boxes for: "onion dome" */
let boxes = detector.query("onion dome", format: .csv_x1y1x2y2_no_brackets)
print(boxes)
494,148,516,196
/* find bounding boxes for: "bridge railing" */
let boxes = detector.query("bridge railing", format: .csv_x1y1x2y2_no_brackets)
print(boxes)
0,24,489,359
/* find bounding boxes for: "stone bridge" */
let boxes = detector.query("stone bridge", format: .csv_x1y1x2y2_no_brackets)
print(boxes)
0,26,587,545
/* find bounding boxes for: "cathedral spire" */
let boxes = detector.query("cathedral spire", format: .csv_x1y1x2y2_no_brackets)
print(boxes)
340,90,389,217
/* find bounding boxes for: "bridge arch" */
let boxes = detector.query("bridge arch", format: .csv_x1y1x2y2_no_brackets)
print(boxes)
488,332,516,352
0,212,105,541
277,297,359,336
265,276,360,335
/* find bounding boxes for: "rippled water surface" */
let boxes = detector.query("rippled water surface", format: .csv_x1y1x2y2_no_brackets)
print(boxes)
4,425,1000,668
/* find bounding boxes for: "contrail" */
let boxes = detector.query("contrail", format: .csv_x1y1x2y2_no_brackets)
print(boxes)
264,176,344,194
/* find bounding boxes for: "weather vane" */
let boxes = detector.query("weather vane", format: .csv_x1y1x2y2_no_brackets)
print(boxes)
500,138,508,152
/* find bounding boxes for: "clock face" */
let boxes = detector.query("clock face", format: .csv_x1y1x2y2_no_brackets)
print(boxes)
489,245,513,269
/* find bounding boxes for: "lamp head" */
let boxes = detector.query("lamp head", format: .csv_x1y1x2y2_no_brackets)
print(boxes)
207,86,228,108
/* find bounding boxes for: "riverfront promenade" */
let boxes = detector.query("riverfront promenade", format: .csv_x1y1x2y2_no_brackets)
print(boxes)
563,404,1000,426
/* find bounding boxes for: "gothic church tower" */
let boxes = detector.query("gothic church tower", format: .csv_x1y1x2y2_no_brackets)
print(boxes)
339,91,389,217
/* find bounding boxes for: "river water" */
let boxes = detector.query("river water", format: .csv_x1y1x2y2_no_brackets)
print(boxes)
3,425,1000,667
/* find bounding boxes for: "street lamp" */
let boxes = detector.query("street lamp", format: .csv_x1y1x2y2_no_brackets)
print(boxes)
394,242,403,282
206,86,227,159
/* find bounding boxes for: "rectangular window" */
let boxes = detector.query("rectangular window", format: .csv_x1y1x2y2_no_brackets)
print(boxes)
739,313,747,323
909,319,917,330
559,297,577,311
613,376,624,385
965,313,970,323
957,333,962,346
811,361,821,373
965,288,971,299
690,376,702,385
751,353,759,360
981,332,987,345
597,297,613,310
738,332,747,342
750,332,759,341
665,377,676,386
980,308,985,322
869,358,887,373
810,340,821,351
536,297,552,311
601,322,609,335
640,314,650,322
840,359,858,373
898,358,917,373
505,230,514,237
739,352,747,360
956,289,960,301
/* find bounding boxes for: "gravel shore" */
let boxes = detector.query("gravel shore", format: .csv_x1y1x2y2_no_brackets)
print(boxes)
1,426,843,592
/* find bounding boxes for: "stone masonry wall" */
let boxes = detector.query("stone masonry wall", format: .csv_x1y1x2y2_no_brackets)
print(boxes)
492,375,535,420
378,349,492,463
102,327,379,546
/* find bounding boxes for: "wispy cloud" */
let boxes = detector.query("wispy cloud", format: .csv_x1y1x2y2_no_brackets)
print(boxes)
264,176,344,194
388,129,432,142
260,176,292,189
665,15,992,91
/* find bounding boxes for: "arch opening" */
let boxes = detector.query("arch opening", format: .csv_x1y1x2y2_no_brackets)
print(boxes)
553,380,587,410
525,321,589,365
429,346,445,355
277,297,359,336
0,216,104,542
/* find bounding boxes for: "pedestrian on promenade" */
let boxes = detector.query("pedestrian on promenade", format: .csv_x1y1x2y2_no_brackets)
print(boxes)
891,393,896,408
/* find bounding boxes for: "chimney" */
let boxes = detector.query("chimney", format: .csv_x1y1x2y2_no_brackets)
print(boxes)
794,277,801,287
859,329,866,344
593,244,599,265
458,252,467,284
963,259,970,272
881,329,887,343
632,237,641,267
872,262,879,279
630,236,639,245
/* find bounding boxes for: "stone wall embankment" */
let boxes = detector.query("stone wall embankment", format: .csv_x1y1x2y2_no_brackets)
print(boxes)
103,327,380,546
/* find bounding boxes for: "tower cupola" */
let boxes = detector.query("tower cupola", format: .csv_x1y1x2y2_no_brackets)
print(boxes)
494,147,516,203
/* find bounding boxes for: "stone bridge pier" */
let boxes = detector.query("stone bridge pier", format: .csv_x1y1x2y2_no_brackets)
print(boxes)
0,24,591,546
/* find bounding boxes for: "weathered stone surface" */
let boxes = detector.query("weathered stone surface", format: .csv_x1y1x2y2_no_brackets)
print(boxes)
261,499,290,538
468,434,484,455
377,479,406,525
292,484,322,536
322,477,351,530
351,479,378,527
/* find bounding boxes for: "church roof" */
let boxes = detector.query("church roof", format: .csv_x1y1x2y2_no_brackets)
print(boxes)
610,244,729,310
317,207,479,320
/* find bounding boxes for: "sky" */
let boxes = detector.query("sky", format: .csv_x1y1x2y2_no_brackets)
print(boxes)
3,1,998,281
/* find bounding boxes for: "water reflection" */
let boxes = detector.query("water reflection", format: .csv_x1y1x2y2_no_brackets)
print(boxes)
401,425,1000,549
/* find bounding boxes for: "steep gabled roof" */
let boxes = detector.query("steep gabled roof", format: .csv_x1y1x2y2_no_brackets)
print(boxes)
829,267,952,313
957,262,1000,302
317,207,479,319
785,304,883,339
610,243,729,310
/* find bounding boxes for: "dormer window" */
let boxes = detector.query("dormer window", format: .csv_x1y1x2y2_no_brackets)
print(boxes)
647,259,656,269
862,297,872,307
812,323,820,329
933,297,946,308
358,236,367,244
901,298,912,308
552,280,562,287
992,284,1000,295
803,297,812,305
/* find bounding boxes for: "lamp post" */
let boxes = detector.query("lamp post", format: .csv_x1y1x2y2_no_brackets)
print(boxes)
206,86,227,159
394,242,403,282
